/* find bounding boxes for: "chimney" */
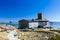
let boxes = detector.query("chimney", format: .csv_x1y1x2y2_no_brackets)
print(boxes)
38,13,42,19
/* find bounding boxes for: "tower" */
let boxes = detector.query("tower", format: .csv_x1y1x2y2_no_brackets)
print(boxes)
38,13,43,19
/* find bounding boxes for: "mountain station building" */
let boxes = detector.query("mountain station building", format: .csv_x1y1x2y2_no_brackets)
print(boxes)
19,13,49,29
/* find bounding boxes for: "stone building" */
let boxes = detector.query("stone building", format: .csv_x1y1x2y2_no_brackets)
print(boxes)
19,13,49,29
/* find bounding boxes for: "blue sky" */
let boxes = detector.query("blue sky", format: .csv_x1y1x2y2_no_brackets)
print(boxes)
0,0,60,23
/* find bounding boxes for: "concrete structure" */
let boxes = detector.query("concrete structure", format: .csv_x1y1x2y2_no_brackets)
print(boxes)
19,13,49,29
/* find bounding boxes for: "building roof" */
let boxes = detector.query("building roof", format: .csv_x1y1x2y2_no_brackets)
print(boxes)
29,18,49,22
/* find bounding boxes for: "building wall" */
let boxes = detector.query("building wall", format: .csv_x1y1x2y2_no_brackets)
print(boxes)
29,22,38,28
38,22,47,28
19,20,29,29
38,22,47,26
29,22,48,28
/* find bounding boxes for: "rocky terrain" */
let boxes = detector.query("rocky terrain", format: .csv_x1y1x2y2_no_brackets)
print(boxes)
0,24,59,40
19,32,54,40
0,32,9,40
